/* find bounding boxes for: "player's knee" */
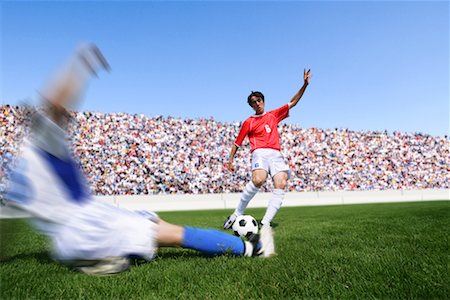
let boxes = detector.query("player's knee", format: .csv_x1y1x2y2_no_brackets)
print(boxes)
273,173,288,189
275,180,287,190
251,170,267,188
252,177,266,188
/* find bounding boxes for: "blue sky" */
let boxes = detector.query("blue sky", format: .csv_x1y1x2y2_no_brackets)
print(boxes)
1,1,449,136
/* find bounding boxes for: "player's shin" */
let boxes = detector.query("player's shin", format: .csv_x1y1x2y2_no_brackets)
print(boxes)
261,189,284,226
235,181,259,215
181,227,247,256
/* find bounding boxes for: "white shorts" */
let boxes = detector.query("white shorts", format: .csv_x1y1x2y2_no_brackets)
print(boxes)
251,148,290,178
33,201,158,262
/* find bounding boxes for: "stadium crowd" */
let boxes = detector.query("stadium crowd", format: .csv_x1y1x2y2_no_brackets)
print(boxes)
1,104,449,195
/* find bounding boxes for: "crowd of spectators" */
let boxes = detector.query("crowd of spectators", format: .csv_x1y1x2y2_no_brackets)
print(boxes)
1,104,449,195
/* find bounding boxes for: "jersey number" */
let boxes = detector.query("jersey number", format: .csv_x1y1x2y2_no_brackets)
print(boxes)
264,124,272,133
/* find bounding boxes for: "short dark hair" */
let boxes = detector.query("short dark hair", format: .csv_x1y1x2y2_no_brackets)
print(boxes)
247,91,265,106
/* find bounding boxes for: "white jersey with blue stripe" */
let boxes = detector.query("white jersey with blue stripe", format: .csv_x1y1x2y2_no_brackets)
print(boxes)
5,139,158,261
6,138,91,224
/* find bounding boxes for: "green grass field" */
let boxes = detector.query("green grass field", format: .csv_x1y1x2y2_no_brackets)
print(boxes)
1,201,448,299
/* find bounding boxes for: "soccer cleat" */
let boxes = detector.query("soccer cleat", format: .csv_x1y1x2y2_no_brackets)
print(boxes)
223,213,238,229
248,233,261,256
75,256,130,276
78,44,111,77
243,233,260,257
258,224,276,257
90,44,111,72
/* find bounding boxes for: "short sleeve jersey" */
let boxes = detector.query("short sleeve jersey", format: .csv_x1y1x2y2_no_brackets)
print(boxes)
234,104,289,152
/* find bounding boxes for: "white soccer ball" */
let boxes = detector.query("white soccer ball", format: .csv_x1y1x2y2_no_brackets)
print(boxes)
232,215,259,239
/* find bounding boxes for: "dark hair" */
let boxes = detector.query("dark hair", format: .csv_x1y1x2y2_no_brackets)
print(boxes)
247,91,265,106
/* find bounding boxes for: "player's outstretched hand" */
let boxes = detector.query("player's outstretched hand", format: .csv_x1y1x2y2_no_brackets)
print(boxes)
304,69,311,85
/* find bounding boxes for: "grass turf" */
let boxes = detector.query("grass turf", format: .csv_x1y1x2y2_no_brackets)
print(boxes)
0,201,448,299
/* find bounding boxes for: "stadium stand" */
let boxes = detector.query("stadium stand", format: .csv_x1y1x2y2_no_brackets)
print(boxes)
1,104,449,195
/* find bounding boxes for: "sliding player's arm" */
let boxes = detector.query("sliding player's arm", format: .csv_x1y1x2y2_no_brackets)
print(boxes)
288,68,311,110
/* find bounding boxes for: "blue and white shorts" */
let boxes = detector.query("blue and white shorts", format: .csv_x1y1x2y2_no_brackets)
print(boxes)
251,148,290,178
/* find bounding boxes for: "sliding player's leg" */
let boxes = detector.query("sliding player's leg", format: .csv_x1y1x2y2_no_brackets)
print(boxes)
157,220,260,257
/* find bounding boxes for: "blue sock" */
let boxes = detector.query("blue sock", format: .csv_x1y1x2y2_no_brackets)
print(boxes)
181,227,245,256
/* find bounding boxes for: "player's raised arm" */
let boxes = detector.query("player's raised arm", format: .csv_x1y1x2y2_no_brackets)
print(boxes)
288,68,311,110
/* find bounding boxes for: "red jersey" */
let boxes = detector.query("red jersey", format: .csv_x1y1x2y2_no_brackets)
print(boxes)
234,104,289,152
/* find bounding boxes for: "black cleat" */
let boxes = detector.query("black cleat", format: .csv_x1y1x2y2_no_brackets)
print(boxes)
223,213,237,229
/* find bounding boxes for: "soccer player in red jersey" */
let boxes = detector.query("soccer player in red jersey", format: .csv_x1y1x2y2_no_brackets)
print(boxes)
224,69,311,234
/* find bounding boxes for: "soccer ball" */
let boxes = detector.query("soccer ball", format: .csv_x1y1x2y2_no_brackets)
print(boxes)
232,215,259,239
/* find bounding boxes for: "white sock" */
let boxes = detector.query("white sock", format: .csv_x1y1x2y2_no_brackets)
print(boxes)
261,189,284,225
235,181,259,216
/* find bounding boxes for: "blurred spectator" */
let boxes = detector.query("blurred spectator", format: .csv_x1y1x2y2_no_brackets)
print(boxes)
1,105,449,195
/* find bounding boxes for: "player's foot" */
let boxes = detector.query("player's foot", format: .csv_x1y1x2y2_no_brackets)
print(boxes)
248,233,261,256
258,224,276,257
90,44,111,71
75,256,130,276
223,213,238,229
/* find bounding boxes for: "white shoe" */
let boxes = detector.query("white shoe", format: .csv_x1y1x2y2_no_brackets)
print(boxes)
244,233,260,257
258,225,276,257
78,44,111,76
223,213,238,229
76,256,130,276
